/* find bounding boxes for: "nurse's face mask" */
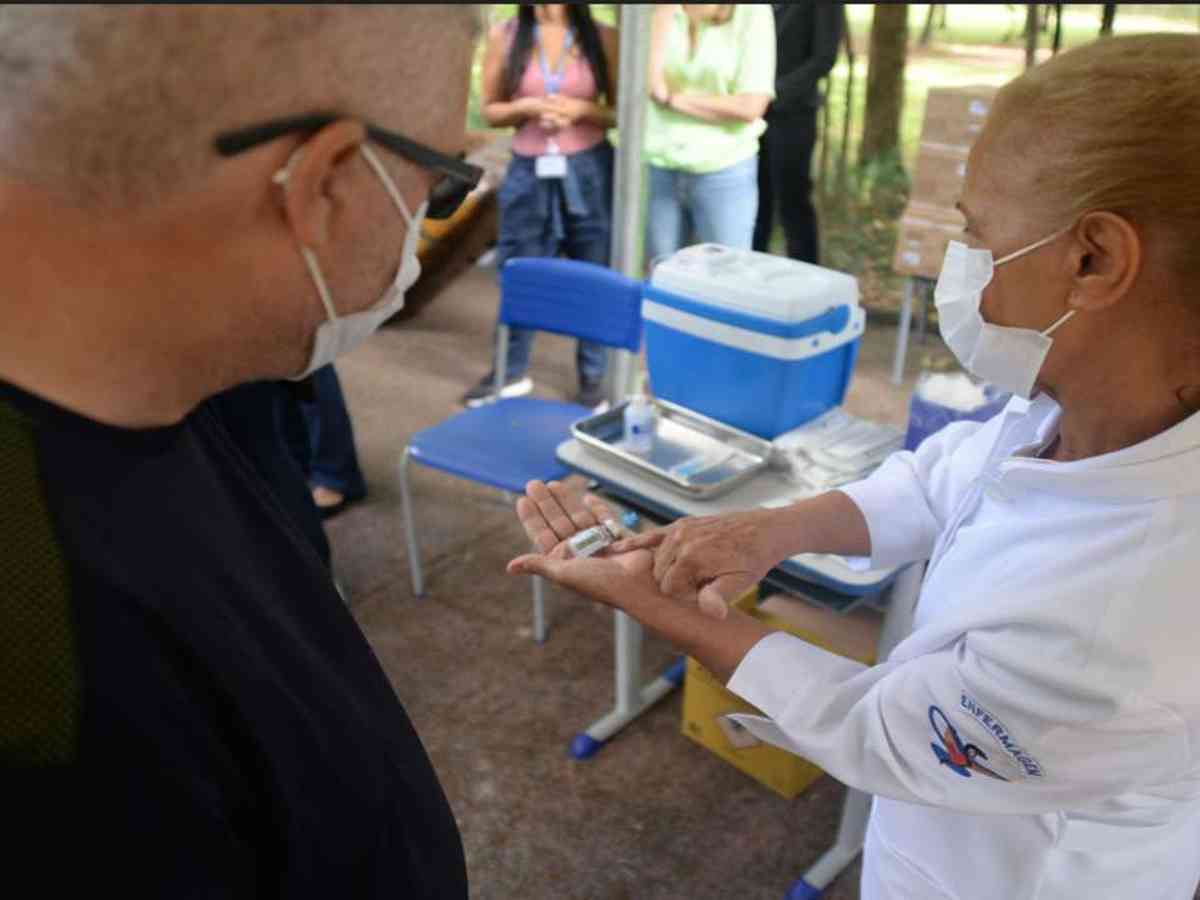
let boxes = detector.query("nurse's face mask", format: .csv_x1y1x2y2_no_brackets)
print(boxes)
934,227,1075,400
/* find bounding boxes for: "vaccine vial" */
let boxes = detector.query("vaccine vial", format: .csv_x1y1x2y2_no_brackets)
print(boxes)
567,519,626,559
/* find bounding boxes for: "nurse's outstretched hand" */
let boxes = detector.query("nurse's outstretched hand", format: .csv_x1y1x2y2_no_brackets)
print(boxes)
506,480,672,613
608,510,788,619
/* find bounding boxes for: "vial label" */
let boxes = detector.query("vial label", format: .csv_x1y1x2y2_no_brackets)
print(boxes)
567,525,613,559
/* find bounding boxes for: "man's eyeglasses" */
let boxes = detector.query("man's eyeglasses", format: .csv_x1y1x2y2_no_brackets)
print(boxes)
214,113,484,220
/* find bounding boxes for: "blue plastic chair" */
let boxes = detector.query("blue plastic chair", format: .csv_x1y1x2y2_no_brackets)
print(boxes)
398,258,643,642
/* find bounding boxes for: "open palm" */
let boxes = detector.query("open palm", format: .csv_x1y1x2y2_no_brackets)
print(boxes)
506,480,667,610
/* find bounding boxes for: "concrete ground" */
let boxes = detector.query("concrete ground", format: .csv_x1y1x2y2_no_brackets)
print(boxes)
325,262,951,900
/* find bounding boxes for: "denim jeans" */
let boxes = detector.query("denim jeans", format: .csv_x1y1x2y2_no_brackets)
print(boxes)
645,154,760,267
491,140,614,385
281,364,367,501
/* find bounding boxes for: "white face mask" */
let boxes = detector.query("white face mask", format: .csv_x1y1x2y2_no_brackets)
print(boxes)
934,227,1075,400
274,144,426,380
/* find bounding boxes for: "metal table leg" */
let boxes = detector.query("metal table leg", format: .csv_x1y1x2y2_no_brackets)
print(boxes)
786,562,924,898
786,788,874,899
915,278,930,345
569,611,686,759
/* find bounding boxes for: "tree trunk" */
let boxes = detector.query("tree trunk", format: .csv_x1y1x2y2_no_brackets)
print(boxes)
860,3,908,169
1024,4,1040,70
836,6,856,198
1100,3,1117,36
919,4,937,47
818,75,832,200
1051,4,1064,54
938,4,948,29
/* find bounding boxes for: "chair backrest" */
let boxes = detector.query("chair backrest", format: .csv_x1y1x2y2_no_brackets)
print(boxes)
498,258,643,352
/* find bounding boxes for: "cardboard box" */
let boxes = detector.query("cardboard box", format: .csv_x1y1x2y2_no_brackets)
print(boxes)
756,595,881,664
908,142,970,212
920,85,998,152
892,202,966,280
680,589,882,799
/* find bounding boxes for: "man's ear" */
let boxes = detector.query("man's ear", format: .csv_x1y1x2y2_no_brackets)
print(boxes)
1066,210,1142,313
273,119,367,250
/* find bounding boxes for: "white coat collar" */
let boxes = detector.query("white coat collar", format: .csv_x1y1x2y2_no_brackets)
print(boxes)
994,393,1200,502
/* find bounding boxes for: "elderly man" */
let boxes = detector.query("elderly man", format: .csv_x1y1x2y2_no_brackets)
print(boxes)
510,33,1200,900
0,6,479,895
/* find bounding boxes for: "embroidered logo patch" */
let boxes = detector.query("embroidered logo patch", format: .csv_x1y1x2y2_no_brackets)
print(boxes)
928,705,1008,780
959,693,1044,778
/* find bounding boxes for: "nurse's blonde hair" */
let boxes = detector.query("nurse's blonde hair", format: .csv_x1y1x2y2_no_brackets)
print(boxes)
990,33,1200,278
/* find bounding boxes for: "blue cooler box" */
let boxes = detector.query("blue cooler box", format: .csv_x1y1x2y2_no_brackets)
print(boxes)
643,244,865,440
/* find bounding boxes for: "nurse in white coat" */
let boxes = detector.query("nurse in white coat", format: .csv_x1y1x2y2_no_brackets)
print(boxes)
507,33,1200,900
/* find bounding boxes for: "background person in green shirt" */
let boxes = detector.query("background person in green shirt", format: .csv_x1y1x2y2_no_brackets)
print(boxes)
645,4,776,266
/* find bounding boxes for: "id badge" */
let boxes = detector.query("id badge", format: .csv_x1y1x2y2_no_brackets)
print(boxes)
535,152,567,179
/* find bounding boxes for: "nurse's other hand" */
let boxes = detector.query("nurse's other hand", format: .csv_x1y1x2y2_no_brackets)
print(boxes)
507,544,663,614
510,479,619,560
506,480,665,611
609,510,787,618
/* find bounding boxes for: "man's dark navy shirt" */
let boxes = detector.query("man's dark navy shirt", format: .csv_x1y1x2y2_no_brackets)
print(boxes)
0,380,467,897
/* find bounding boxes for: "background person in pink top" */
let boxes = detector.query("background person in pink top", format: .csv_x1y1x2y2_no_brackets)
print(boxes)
461,4,618,409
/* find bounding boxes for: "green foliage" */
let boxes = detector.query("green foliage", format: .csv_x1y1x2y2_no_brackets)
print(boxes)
813,3,1197,310
818,150,911,311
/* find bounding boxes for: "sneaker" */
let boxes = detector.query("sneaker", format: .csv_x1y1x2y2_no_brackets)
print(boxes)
573,379,607,410
460,373,533,408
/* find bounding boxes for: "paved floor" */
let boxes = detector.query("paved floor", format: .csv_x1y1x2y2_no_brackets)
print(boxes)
324,262,950,900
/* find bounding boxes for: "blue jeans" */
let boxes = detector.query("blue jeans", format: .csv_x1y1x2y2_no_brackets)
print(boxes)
645,154,760,266
492,140,615,385
282,364,367,501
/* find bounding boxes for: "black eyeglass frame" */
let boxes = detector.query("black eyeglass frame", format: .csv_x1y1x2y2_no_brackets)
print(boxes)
214,113,484,220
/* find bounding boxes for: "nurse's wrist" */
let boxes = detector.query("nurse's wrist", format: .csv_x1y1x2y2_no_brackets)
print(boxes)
629,591,774,682
757,505,807,564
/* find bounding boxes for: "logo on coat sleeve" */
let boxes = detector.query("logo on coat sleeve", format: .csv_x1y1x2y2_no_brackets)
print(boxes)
928,705,1009,780
959,693,1044,778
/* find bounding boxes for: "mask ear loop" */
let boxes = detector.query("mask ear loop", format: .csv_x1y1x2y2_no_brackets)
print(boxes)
993,225,1079,336
993,224,1080,340
994,225,1070,266
273,147,339,323
1042,308,1076,337
359,144,414,225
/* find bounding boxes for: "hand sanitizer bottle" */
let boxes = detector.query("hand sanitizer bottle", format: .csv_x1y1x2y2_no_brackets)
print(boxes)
623,373,654,456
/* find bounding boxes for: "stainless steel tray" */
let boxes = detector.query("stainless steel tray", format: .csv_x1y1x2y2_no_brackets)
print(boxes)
571,398,772,499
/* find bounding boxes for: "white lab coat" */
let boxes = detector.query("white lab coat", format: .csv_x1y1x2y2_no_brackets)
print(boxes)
727,394,1200,899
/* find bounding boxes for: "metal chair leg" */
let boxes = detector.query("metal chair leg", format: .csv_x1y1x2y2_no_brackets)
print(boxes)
532,574,547,644
398,445,426,599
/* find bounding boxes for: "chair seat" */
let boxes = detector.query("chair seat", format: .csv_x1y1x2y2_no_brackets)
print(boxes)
409,396,594,493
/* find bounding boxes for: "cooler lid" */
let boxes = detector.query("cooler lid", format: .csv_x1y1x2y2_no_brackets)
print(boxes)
649,244,859,323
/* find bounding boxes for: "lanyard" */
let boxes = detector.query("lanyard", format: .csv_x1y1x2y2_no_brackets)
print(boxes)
535,24,574,96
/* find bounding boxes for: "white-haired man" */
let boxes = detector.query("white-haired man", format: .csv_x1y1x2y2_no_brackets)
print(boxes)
0,6,481,895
